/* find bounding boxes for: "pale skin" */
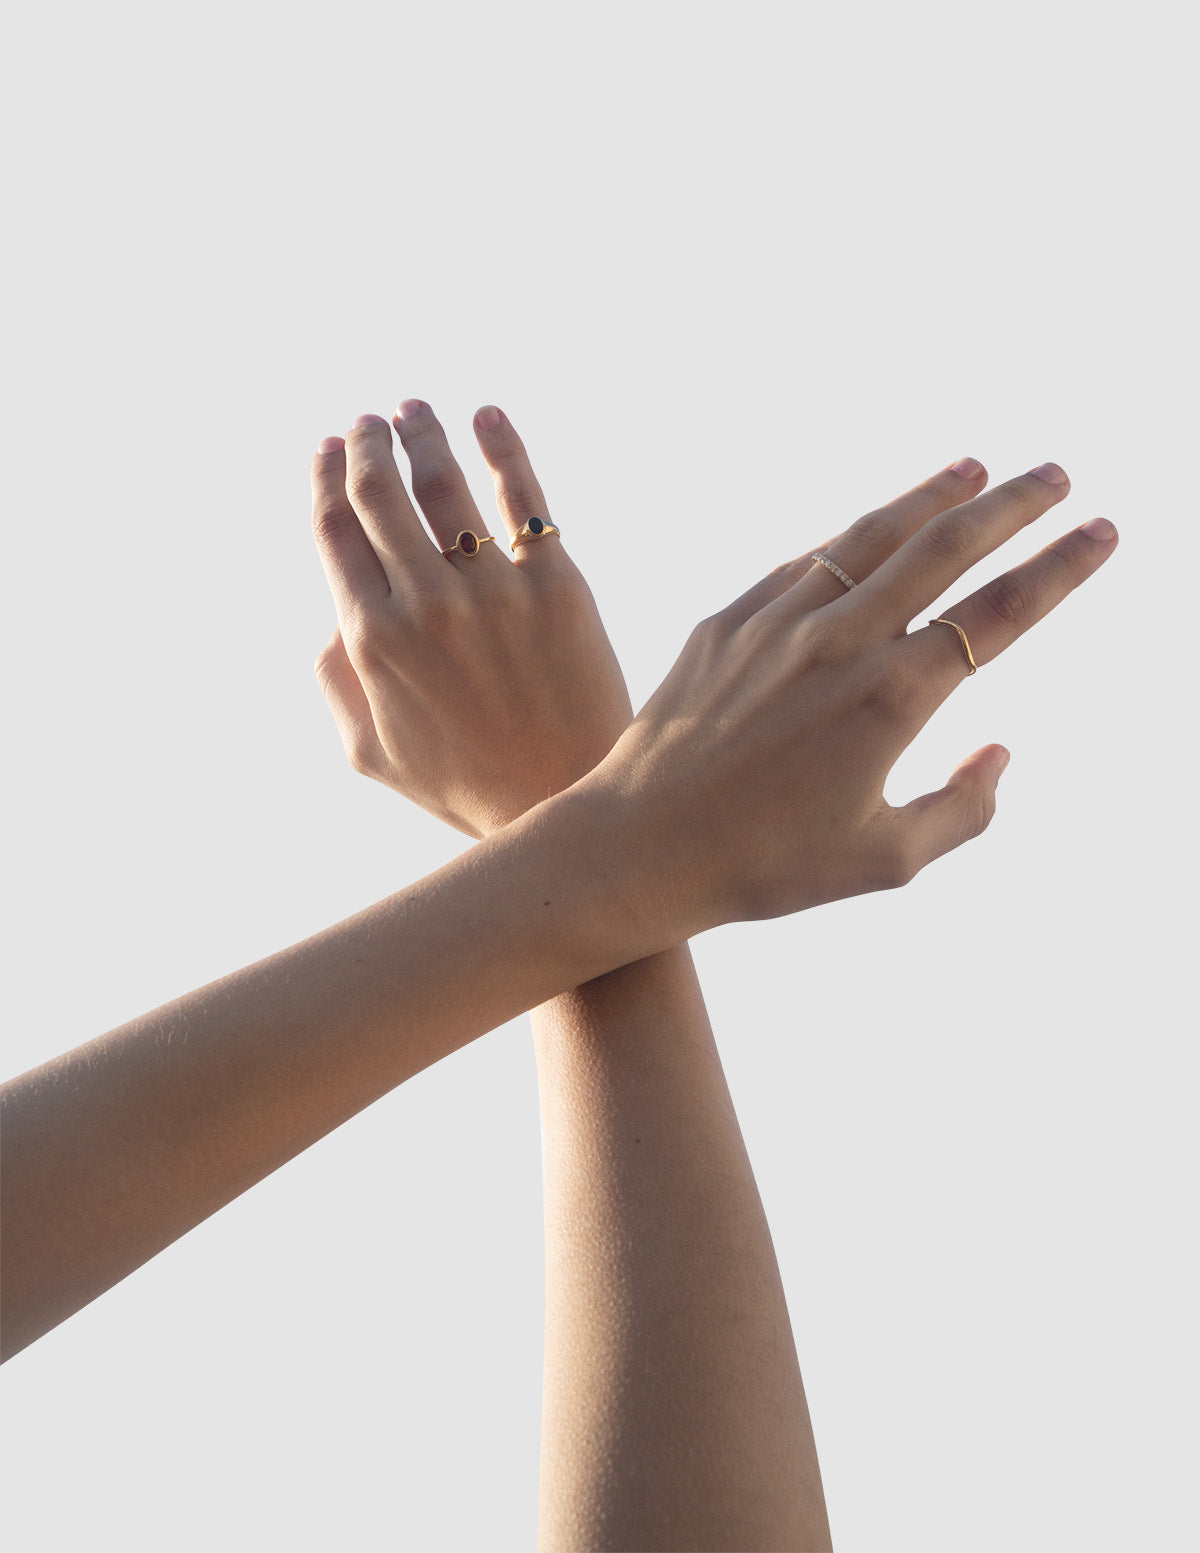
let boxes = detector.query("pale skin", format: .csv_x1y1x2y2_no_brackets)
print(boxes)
1,408,1115,1548
308,408,1116,1551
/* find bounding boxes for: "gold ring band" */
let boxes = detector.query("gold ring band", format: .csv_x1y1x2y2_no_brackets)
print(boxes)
930,617,978,675
442,530,496,558
511,516,561,550
811,552,857,590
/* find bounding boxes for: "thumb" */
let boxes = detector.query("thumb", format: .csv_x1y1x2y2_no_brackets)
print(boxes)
896,743,1011,874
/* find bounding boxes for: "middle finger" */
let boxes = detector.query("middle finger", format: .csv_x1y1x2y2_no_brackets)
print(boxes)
393,399,503,563
786,455,990,614
849,463,1073,636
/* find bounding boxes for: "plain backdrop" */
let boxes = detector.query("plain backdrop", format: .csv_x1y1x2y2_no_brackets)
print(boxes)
2,3,1195,1549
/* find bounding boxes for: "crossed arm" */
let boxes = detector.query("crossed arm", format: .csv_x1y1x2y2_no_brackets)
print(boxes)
1,401,1115,1549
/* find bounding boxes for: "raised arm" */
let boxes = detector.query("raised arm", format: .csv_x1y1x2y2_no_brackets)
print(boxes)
2,412,1114,1376
313,403,834,1549
309,407,1114,1550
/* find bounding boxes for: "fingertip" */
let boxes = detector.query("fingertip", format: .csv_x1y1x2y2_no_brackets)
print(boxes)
394,399,425,424
474,404,503,432
1079,516,1118,544
316,435,345,456
948,456,986,481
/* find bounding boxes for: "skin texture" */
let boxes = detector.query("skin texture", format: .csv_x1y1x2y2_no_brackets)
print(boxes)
309,408,1118,1550
1,417,1115,1397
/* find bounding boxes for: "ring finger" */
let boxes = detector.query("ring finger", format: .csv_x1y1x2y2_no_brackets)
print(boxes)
392,399,501,563
473,406,567,568
789,456,990,613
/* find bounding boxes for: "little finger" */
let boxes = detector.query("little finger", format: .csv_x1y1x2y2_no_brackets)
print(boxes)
905,516,1119,686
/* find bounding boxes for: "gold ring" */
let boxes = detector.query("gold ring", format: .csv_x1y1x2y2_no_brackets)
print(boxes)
511,516,561,550
442,530,496,558
811,552,857,590
929,617,978,675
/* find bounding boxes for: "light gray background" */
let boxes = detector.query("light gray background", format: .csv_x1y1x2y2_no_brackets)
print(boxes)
2,3,1194,1549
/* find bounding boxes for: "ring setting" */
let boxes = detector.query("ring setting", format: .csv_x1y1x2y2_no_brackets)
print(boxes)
442,530,496,558
511,516,561,550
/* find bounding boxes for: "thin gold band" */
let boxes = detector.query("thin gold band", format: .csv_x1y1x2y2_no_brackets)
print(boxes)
930,617,978,675
811,552,857,590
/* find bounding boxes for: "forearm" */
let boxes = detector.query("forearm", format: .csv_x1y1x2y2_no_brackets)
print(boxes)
1,787,641,1362
533,947,831,1552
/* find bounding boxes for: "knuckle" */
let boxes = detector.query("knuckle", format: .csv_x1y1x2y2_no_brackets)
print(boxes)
993,476,1043,517
410,463,464,510
844,507,893,550
311,498,358,547
917,516,976,567
313,645,336,685
342,613,389,670
797,617,853,667
874,839,920,892
856,655,914,719
978,569,1033,628
345,461,395,509
345,732,378,778
689,611,728,648
967,784,997,839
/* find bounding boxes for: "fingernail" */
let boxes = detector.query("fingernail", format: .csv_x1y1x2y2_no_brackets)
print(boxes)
1079,516,1117,542
475,405,502,430
395,399,424,421
997,747,1012,775
352,413,389,430
317,435,344,455
1029,461,1070,486
949,456,983,478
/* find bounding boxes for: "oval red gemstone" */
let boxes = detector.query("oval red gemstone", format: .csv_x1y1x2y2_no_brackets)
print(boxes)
459,531,478,555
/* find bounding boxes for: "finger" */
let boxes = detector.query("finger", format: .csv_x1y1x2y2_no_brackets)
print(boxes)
887,743,1010,883
851,463,1074,635
393,399,495,557
711,554,821,629
785,456,990,613
473,405,566,567
313,628,384,779
342,414,441,579
311,437,390,616
904,516,1119,686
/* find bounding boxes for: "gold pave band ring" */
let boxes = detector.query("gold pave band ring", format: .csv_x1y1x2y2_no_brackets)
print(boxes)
442,530,496,558
511,516,561,550
811,552,857,590
930,617,978,675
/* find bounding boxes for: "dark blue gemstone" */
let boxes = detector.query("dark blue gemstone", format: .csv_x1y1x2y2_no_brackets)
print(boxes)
529,517,545,535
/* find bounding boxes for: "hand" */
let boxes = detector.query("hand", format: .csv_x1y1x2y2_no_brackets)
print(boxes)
311,402,631,838
579,462,1117,937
